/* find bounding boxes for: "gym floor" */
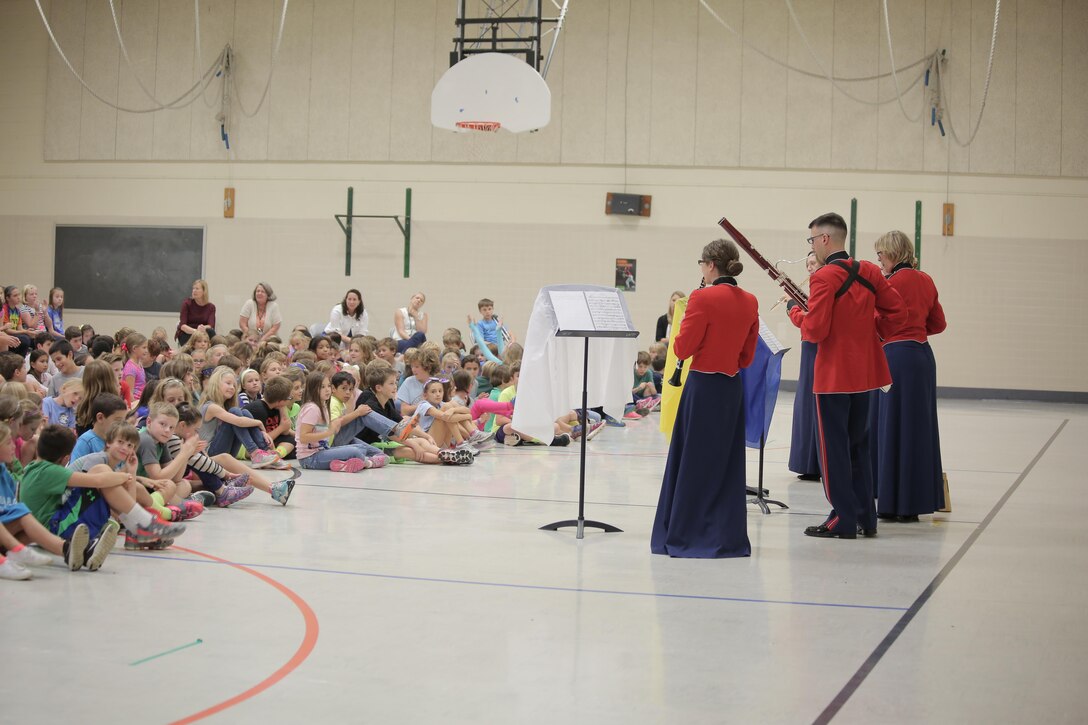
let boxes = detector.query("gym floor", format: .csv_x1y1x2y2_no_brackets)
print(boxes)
3,397,1085,724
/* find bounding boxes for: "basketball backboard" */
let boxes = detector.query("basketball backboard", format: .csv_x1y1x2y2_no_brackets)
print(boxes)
431,52,551,133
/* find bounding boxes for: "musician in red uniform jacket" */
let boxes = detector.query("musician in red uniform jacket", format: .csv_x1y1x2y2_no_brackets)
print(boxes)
873,230,947,521
787,213,906,539
652,238,759,558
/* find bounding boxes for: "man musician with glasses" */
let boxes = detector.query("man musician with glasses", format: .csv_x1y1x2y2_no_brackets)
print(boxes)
786,213,906,539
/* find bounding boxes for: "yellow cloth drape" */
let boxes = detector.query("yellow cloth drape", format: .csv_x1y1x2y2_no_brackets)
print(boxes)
659,296,690,437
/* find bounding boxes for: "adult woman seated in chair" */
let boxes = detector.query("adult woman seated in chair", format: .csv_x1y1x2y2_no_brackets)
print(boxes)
239,282,282,346
176,279,216,347
324,289,369,343
390,291,428,354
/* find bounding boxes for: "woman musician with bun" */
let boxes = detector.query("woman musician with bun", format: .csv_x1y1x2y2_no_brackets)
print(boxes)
651,238,759,558
787,251,823,481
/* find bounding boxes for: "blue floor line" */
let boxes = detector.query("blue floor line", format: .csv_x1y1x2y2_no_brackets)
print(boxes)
118,552,909,613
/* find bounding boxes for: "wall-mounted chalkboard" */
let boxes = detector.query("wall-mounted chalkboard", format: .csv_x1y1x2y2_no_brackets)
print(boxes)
54,225,205,313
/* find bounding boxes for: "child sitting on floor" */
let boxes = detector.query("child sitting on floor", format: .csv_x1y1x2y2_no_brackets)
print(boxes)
1,421,113,576
21,423,185,552
294,371,387,473
355,363,468,465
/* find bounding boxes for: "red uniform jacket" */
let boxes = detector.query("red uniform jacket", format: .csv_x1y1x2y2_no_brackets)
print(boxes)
675,281,759,376
788,253,906,393
879,264,946,343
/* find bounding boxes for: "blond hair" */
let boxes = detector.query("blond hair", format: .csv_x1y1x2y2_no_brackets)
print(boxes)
874,229,917,269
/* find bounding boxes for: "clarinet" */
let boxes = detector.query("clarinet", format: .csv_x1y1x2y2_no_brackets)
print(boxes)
718,216,809,311
668,278,706,387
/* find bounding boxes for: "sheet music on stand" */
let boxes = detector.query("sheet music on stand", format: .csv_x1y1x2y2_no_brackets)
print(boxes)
758,318,789,355
548,289,638,338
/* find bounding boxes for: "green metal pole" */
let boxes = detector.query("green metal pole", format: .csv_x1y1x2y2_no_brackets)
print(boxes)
345,187,354,277
914,200,922,269
849,197,857,258
403,187,412,278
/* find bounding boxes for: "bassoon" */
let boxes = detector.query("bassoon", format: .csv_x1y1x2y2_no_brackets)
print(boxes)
717,216,809,311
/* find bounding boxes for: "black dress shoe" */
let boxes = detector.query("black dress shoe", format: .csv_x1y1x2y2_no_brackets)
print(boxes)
857,525,878,538
896,515,919,523
804,524,857,539
797,474,821,481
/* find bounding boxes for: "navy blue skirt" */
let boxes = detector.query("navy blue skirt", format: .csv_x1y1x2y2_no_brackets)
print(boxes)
788,341,821,477
877,341,945,515
651,371,750,558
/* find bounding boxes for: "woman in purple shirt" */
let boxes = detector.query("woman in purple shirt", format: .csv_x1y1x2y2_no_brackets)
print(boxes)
176,279,216,346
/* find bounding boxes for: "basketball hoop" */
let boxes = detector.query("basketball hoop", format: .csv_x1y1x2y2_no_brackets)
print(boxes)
455,121,501,133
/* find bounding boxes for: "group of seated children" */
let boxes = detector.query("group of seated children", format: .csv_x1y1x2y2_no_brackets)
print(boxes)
0,295,661,581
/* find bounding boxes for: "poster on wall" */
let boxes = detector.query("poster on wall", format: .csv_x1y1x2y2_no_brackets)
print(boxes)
615,258,636,292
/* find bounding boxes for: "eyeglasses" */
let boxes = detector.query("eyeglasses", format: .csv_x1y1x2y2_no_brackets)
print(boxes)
806,233,827,245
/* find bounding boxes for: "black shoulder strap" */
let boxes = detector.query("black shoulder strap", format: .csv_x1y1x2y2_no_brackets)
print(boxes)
829,260,876,298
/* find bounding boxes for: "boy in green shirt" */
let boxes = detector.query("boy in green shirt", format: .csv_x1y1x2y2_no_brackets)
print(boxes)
20,424,186,550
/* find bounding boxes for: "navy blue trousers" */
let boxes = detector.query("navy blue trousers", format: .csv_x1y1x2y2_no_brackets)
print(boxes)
814,391,876,534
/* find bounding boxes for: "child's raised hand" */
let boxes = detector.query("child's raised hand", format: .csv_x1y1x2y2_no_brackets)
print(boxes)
125,453,138,475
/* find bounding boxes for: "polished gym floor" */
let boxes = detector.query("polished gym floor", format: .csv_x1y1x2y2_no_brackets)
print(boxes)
2,397,1085,724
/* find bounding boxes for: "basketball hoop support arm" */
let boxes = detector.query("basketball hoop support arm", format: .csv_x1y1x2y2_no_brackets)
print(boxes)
334,187,413,278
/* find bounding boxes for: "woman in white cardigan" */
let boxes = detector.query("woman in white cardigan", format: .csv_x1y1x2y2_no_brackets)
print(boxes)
324,288,369,341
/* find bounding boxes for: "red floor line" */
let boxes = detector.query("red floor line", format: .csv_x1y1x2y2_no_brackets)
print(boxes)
167,546,320,725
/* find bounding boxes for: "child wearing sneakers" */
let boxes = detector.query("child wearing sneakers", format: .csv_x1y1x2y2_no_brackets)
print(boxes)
150,381,254,503
137,402,205,521
1,422,111,575
20,424,185,552
198,367,292,505
295,371,387,472
171,403,254,508
356,364,463,465
245,375,296,462
198,367,280,468
327,371,411,452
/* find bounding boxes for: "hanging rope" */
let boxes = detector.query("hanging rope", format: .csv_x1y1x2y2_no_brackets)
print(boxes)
229,0,290,118
698,0,932,83
34,0,225,114
783,0,931,108
937,0,1002,147
881,0,926,123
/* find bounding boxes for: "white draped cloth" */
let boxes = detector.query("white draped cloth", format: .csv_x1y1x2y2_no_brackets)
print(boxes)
511,285,637,443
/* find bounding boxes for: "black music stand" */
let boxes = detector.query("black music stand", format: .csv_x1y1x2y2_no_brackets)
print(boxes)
539,288,638,539
748,432,788,515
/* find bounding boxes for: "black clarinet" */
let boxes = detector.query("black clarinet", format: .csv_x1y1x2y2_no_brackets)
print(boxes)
668,278,706,387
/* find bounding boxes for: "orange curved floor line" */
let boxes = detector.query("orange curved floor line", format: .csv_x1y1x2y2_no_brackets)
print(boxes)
167,546,320,725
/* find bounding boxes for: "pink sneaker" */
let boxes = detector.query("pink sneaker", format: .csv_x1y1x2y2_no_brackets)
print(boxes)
166,500,204,522
367,454,389,469
330,458,366,473
249,449,281,469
